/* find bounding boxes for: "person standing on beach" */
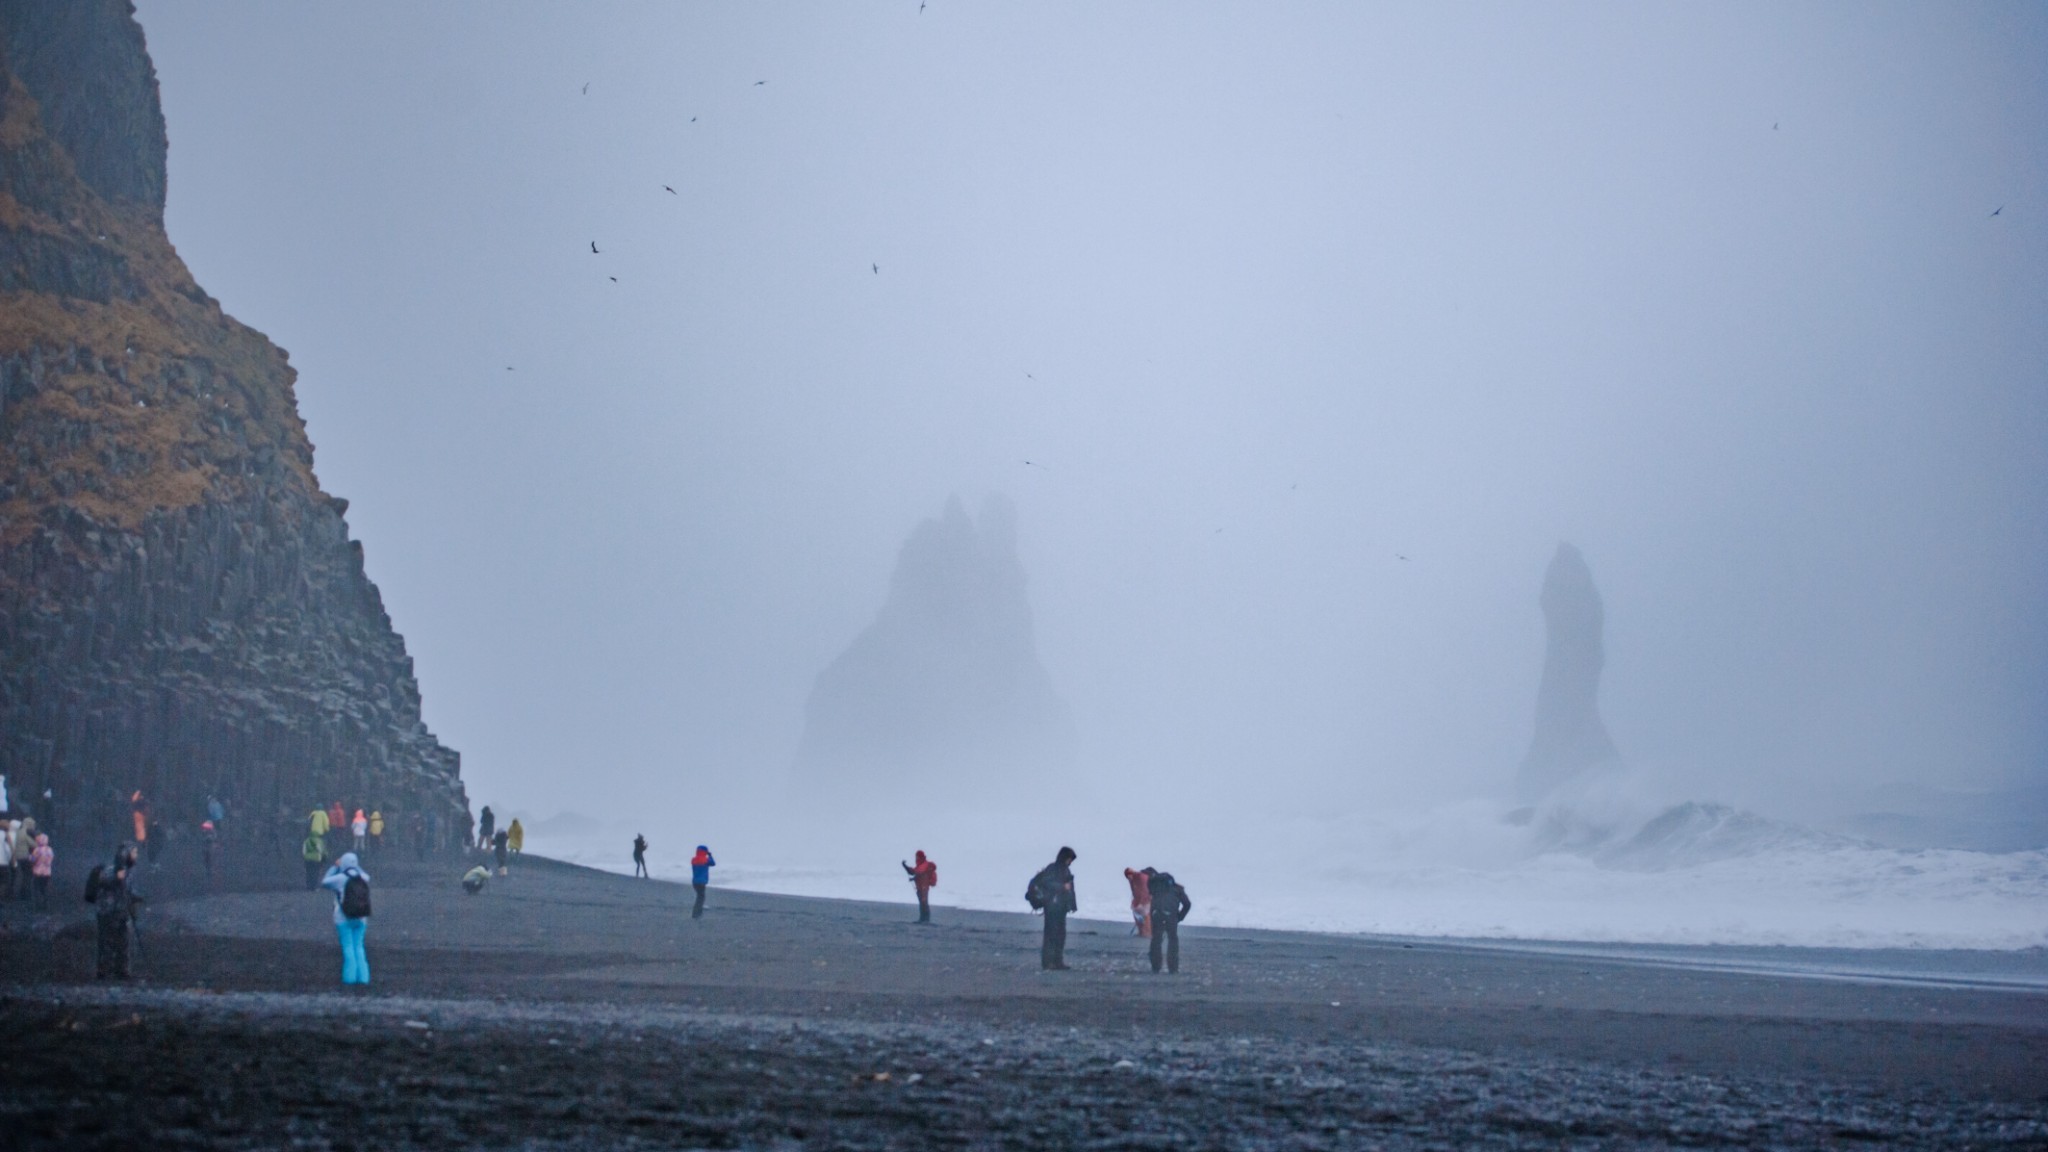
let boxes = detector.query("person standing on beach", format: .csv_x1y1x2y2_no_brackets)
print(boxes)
0,821,14,901
368,810,385,854
91,845,143,979
1124,866,1153,937
327,801,346,839
29,833,52,912
130,792,150,848
320,851,372,986
1147,870,1192,974
1027,847,1079,970
690,845,716,918
492,828,510,875
477,806,496,852
200,820,218,883
351,809,368,853
507,818,524,858
308,804,329,842
632,834,648,878
902,850,938,923
301,828,328,890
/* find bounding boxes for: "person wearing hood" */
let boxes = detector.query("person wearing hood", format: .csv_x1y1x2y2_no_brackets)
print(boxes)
1147,870,1193,974
29,832,53,912
1026,847,1079,970
902,850,938,923
320,851,373,985
351,809,369,853
309,805,330,839
327,801,347,837
92,845,143,979
492,827,511,875
632,834,648,878
477,806,496,851
302,825,328,890
1124,866,1153,938
690,845,716,919
507,818,524,857
368,810,385,853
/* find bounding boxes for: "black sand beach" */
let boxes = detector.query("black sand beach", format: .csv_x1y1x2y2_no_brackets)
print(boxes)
4,855,2045,1149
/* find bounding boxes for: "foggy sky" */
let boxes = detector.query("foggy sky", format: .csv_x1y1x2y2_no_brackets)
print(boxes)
131,2,2046,835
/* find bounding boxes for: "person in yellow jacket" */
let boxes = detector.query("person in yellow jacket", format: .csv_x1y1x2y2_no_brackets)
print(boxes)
368,810,385,854
506,818,524,857
309,807,330,838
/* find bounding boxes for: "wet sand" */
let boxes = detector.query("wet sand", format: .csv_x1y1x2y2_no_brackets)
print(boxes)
3,854,2045,1148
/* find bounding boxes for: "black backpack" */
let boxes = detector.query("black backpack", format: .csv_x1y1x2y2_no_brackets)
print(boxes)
340,871,372,919
83,864,104,904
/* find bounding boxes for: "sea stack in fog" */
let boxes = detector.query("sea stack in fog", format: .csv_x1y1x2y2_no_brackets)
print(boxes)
1516,543,1621,803
795,495,1075,799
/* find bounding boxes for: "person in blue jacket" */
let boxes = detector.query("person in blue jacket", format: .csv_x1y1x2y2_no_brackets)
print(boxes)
690,845,715,919
320,851,372,985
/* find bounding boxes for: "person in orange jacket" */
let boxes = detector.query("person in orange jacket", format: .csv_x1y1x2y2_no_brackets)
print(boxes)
1124,866,1152,937
902,850,938,923
690,845,715,919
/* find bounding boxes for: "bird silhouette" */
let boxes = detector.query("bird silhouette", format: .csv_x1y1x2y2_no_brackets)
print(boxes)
872,263,879,274
1396,554,1409,561
582,83,589,95
690,116,697,122
664,186,676,194
754,80,767,86
609,276,618,282
506,366,514,371
591,241,600,254
1992,205,2004,217
1772,122,1778,130
920,0,927,11
1023,460,1048,470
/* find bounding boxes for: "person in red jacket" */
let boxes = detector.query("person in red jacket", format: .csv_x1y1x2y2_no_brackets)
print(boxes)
1124,866,1152,937
902,850,938,923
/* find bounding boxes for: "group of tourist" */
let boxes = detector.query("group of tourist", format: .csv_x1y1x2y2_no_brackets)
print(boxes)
0,816,55,911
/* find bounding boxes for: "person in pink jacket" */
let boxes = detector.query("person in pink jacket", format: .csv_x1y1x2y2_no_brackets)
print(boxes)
29,833,53,912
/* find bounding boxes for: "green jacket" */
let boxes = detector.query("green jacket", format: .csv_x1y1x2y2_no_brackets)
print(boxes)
301,833,326,863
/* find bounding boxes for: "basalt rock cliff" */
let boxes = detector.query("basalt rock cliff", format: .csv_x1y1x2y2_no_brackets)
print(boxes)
0,0,466,840
796,495,1075,802
1515,542,1621,804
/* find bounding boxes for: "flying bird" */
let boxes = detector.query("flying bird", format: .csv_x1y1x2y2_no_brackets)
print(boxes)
920,0,927,11
754,80,767,86
872,263,879,274
664,186,677,194
582,83,589,95
691,116,698,122
1992,205,2004,217
609,276,618,282
506,366,514,371
1023,460,1048,470
591,241,600,254
1396,554,1409,561
1772,122,1778,130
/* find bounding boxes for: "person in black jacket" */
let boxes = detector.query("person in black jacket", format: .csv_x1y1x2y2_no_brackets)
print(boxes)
1146,870,1192,973
1026,847,1079,970
93,845,144,979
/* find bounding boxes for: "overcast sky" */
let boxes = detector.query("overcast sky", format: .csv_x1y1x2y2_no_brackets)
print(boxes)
131,2,2045,834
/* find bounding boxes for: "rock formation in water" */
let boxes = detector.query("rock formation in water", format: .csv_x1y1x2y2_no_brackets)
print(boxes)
0,0,466,841
1515,542,1621,804
795,495,1076,800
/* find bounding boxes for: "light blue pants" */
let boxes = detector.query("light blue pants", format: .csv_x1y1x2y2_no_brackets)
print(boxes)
337,918,370,985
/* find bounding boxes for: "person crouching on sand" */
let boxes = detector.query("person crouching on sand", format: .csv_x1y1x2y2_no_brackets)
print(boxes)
1124,866,1152,937
321,851,372,985
462,864,489,895
902,850,938,923
690,845,716,918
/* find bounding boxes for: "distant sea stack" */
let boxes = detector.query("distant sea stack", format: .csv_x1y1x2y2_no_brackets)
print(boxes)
795,495,1076,801
1515,543,1621,803
0,1,466,839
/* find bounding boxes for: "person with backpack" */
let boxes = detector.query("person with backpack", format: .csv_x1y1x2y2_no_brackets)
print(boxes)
492,827,510,875
1025,847,1079,970
29,833,53,912
1147,870,1193,974
302,829,328,890
321,851,373,985
89,845,143,979
690,845,716,919
632,834,649,878
902,850,938,923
